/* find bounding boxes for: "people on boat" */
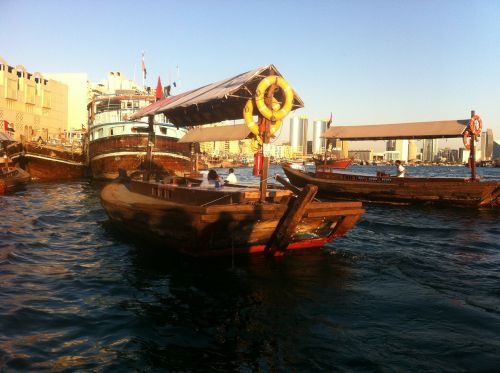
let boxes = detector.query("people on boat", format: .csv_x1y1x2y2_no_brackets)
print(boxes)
395,160,406,177
225,168,237,184
207,169,222,188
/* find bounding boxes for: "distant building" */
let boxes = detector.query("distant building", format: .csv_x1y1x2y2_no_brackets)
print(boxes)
481,129,494,161
437,148,459,163
348,150,372,163
0,56,69,142
386,139,409,161
312,119,327,154
493,139,500,159
385,151,400,162
289,116,308,156
408,140,417,161
422,139,439,162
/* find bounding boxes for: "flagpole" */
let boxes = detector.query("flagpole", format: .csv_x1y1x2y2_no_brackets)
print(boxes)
141,51,145,90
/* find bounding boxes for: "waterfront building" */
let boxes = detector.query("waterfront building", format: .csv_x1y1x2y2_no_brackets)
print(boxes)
0,57,68,142
44,73,88,131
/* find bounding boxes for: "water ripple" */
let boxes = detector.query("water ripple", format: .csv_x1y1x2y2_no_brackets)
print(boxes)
0,166,499,371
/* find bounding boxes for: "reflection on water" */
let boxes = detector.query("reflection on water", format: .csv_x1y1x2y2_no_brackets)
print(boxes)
0,166,499,371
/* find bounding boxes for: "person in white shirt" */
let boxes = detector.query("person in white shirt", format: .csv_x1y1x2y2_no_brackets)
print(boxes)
225,168,237,184
395,160,406,177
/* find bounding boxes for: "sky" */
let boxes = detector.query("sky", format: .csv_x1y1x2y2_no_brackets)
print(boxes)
1,0,499,148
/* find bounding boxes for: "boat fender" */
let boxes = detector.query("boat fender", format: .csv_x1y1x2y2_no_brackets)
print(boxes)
469,114,483,136
255,75,294,121
463,131,471,150
243,99,282,143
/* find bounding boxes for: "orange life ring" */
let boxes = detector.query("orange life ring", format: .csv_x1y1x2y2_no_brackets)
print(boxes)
469,114,483,136
463,131,471,150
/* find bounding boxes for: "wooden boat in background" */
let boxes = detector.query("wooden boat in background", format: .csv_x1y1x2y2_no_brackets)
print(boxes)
313,157,352,169
0,166,30,194
7,141,86,181
283,114,500,208
283,163,499,208
88,93,193,180
101,65,364,256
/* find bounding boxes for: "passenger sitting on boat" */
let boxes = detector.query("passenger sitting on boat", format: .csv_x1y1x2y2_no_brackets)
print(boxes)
207,169,222,188
395,160,406,177
225,168,237,184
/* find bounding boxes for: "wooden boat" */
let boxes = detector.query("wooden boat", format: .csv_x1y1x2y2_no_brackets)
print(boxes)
7,141,86,181
101,177,364,256
283,114,500,208
313,157,353,169
88,93,193,181
0,166,30,194
101,65,365,256
283,163,499,207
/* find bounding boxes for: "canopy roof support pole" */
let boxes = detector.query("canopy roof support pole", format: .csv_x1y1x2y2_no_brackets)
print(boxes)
470,110,476,180
259,115,269,203
259,82,278,203
144,114,154,181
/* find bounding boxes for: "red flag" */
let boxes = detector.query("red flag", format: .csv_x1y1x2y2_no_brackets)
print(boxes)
3,120,8,132
155,76,164,101
141,52,147,80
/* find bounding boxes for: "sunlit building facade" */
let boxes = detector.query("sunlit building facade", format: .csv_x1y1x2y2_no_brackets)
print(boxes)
0,57,68,142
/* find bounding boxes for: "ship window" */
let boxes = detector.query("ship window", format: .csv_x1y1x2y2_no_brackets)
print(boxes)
160,127,167,135
127,101,132,108
110,128,114,136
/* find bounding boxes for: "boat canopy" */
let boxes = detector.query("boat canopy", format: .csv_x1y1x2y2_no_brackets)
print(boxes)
178,124,251,143
129,64,304,127
321,120,470,140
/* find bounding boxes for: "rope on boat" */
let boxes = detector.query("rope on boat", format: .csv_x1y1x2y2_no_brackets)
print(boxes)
200,193,232,207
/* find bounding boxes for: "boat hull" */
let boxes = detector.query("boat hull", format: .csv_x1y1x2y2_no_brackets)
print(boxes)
100,180,364,256
313,158,353,169
283,164,500,208
0,167,30,194
7,142,87,181
89,135,192,180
